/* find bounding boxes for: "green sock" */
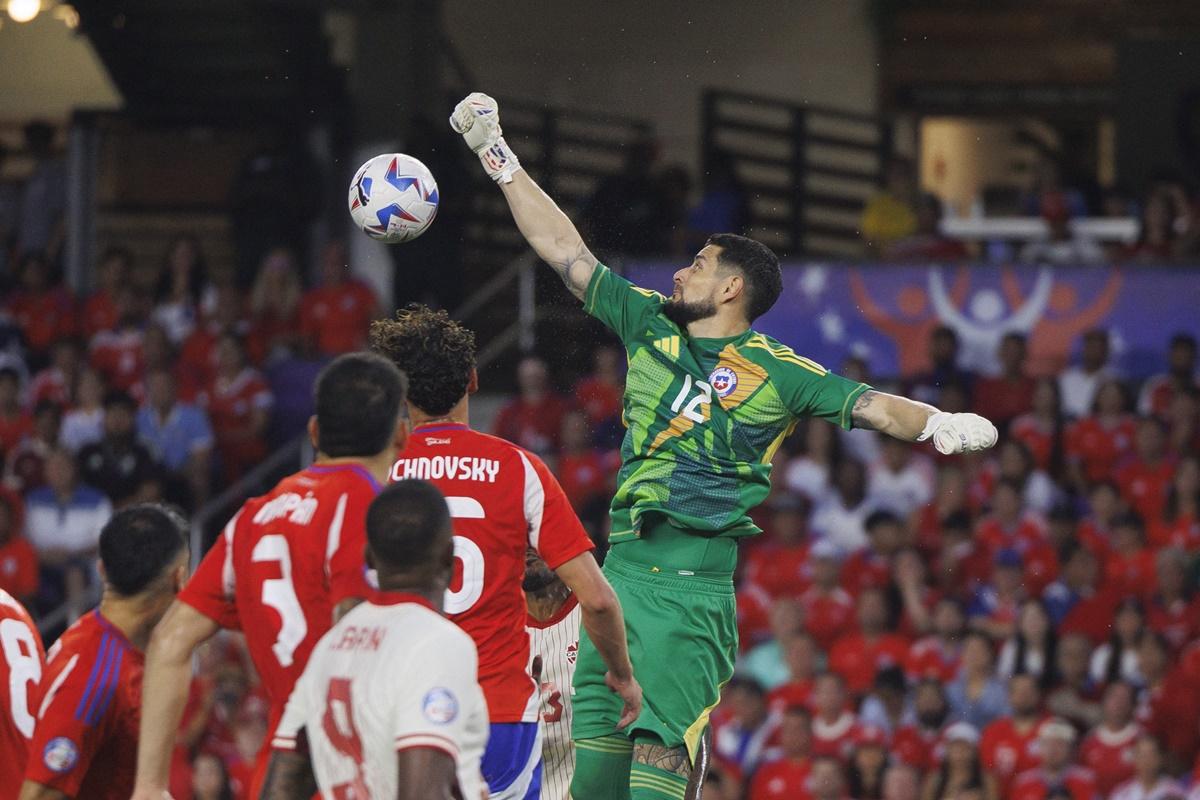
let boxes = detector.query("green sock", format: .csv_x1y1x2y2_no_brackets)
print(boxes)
572,735,634,800
629,761,689,800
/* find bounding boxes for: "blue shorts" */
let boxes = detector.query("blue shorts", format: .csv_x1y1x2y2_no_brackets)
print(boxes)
481,722,543,800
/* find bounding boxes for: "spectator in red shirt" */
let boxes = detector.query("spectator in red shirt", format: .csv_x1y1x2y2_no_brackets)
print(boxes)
1111,734,1183,800
913,465,969,557
892,680,950,773
28,337,84,412
1045,633,1102,732
82,245,131,339
882,193,970,262
492,355,569,458
1079,681,1140,797
178,285,253,396
1077,480,1121,566
1154,454,1200,550
1165,390,1200,458
810,672,859,762
743,493,813,601
203,333,273,483
1135,632,1200,772
573,344,625,446
766,631,820,714
0,367,31,457
246,247,302,365
749,705,814,800
90,287,148,393
5,399,61,492
0,486,36,602
973,480,1058,596
920,721,998,800
1066,379,1137,488
1146,547,1199,650
1116,417,1176,529
974,333,1036,433
829,587,910,697
6,250,76,363
555,408,615,515
1010,718,1097,800
1010,377,1065,474
980,674,1048,794
841,509,903,598
1104,514,1156,600
299,239,381,356
905,597,965,683
1138,332,1197,419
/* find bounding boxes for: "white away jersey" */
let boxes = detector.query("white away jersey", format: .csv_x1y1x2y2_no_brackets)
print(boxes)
272,593,488,799
527,595,581,800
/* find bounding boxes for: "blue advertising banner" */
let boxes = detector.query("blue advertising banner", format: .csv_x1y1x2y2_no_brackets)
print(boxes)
623,262,1200,379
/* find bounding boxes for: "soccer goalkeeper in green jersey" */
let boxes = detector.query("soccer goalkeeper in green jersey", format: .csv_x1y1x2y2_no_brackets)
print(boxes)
451,92,999,800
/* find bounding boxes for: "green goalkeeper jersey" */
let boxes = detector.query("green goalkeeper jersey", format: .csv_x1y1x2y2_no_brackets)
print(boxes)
584,264,870,542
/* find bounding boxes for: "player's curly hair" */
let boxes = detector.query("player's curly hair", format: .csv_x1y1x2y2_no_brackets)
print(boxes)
370,304,476,417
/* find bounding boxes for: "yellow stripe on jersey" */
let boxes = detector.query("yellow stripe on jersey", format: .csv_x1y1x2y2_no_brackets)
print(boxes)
629,774,687,799
744,334,827,375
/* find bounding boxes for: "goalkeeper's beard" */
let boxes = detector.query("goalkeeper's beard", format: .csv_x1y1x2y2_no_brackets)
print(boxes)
662,296,718,328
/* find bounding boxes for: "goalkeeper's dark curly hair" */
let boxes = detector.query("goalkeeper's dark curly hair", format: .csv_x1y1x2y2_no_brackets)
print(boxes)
370,304,476,417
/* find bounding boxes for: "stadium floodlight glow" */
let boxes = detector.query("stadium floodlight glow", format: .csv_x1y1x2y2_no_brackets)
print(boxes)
7,0,40,23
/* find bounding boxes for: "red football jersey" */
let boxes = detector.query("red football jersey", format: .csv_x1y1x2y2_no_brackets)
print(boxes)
904,637,961,684
1010,414,1054,471
88,329,144,392
0,591,43,800
1066,416,1136,484
748,757,813,800
980,716,1046,795
24,610,140,800
827,632,910,696
1079,723,1139,797
298,280,379,355
179,463,381,723
391,422,594,723
1011,766,1096,800
799,587,855,652
839,550,891,597
809,712,859,761
892,724,942,773
741,542,811,600
1115,458,1175,530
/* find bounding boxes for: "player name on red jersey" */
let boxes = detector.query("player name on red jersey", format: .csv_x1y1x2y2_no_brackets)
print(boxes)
251,492,320,525
390,456,501,483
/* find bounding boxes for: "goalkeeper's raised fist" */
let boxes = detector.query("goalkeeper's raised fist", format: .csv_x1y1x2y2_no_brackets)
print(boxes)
450,92,522,184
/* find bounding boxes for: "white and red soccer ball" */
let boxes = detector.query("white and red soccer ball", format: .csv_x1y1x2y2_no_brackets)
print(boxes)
347,153,439,243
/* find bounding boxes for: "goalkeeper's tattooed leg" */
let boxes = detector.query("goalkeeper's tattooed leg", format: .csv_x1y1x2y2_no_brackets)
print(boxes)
684,727,712,800
631,737,689,799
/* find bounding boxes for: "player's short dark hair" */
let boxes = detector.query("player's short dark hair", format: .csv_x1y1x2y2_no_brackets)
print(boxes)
1170,332,1197,352
369,304,476,417
99,504,189,596
706,233,781,322
366,479,451,572
314,352,407,458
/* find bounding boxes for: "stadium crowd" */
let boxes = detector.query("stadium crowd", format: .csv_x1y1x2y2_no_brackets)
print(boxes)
0,220,1199,798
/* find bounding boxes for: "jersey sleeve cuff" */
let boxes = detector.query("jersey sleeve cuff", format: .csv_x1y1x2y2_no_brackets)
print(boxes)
583,262,609,316
839,382,873,431
394,733,459,758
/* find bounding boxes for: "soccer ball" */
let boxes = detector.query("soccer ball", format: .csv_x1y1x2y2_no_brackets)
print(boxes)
347,153,439,243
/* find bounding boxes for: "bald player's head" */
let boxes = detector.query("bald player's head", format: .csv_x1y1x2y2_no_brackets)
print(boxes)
365,479,454,594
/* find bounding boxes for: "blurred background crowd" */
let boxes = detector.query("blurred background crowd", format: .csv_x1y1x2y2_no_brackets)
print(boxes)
5,0,1200,798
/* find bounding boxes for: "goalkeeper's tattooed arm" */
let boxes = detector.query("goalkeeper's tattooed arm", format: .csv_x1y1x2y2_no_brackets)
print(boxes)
851,390,998,454
499,170,598,301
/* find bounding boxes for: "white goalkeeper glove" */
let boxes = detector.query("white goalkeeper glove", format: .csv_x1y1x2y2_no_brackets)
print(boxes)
918,411,998,455
450,92,522,184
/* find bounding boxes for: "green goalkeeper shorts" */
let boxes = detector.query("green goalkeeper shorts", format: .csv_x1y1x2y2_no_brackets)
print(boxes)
571,520,738,762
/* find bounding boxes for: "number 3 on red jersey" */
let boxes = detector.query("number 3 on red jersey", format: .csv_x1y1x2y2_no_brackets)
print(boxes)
252,535,307,667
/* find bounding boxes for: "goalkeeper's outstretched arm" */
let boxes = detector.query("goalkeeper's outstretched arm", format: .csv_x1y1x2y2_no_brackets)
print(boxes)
450,92,597,301
499,171,597,301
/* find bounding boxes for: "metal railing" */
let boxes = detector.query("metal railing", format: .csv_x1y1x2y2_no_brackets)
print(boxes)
701,88,893,259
